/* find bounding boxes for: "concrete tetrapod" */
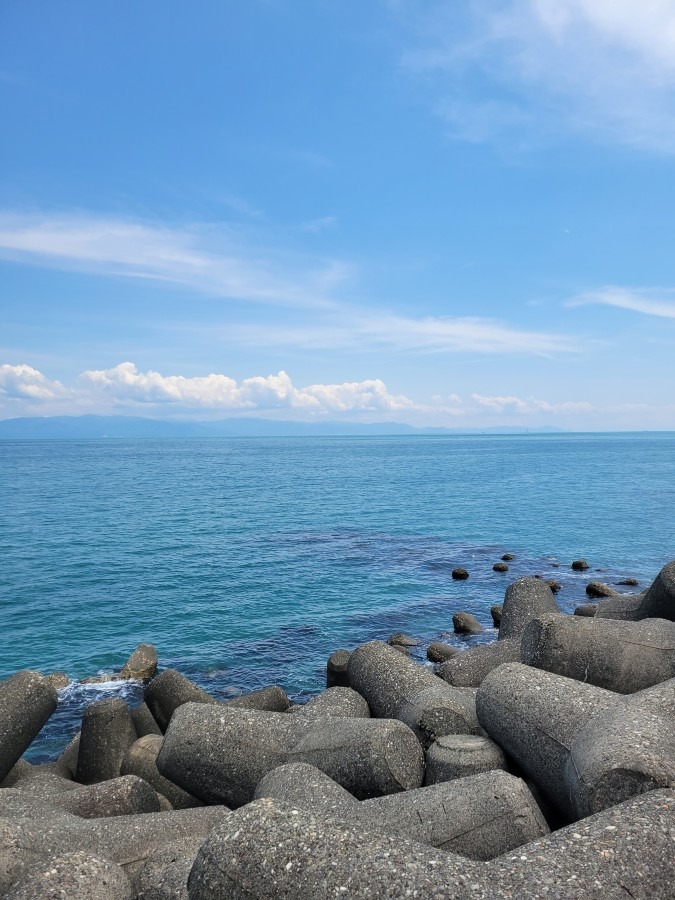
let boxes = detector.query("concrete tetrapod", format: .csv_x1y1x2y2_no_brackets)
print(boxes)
10,775,162,818
76,697,138,785
565,675,675,818
0,672,58,783
144,670,216,733
3,851,133,900
596,558,675,621
254,762,548,861
157,702,424,807
289,686,370,720
122,735,204,810
438,577,560,688
521,614,675,693
0,806,230,892
475,662,618,818
186,791,675,900
347,640,479,746
424,734,506,785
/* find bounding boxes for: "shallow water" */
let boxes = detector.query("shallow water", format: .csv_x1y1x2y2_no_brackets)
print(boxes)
1,433,673,758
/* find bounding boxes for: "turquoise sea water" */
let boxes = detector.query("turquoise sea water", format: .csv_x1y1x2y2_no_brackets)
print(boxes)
1,433,674,758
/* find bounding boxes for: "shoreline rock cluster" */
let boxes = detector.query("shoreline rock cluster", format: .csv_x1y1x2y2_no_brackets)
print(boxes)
1,562,674,898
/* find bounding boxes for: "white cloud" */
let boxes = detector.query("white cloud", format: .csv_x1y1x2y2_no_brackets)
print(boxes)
471,393,592,414
79,362,413,414
0,212,348,308
398,0,675,151
568,287,675,319
0,364,68,401
227,310,577,356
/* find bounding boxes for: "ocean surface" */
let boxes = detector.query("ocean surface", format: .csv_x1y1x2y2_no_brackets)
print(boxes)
1,432,674,760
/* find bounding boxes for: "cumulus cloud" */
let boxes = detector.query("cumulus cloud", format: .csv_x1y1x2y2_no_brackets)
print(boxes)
398,0,675,151
0,364,68,401
568,287,675,319
79,362,414,414
0,212,348,308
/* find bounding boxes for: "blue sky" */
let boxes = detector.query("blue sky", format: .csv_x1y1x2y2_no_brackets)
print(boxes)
1,0,674,429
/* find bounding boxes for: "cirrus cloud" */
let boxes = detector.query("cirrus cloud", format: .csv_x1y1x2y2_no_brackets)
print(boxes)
397,0,675,151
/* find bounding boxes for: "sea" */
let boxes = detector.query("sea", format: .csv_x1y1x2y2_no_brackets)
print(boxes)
1,432,674,761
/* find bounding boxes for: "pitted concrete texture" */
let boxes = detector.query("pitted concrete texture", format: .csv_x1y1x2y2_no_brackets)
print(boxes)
0,671,58,783
3,851,133,900
289,686,370,720
347,640,479,746
437,640,521,687
223,685,290,712
158,703,424,807
144,670,216,733
255,763,549,861
424,733,506,784
76,697,137,785
476,662,617,818
596,560,675,621
497,577,561,641
0,805,230,892
122,735,204,810
186,791,675,899
521,614,675,693
566,676,675,818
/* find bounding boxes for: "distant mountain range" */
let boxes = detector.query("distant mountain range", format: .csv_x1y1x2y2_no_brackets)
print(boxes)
0,415,565,439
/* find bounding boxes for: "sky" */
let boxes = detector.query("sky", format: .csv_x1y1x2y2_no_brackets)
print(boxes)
1,0,674,430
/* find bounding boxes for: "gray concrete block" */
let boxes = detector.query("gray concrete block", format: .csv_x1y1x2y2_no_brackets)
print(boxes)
436,639,520,687
52,732,80,780
326,649,351,688
290,686,370,720
223,685,290,712
3,851,133,900
122,735,204,810
0,671,58,782
254,762,547,861
424,734,506,785
452,611,483,634
360,770,548,860
596,559,675,622
144,670,215,733
54,775,161,818
566,676,675,818
186,791,675,899
120,643,158,681
476,662,617,818
0,806,228,893
132,703,163,737
347,640,479,746
289,715,424,800
254,762,359,818
521,614,675,693
426,641,458,663
0,760,34,789
132,843,196,900
157,703,423,807
76,697,137,785
497,578,560,640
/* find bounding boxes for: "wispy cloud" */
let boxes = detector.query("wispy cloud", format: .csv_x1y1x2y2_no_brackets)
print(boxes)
396,0,675,151
471,392,592,414
227,309,579,356
0,211,348,308
568,287,675,319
